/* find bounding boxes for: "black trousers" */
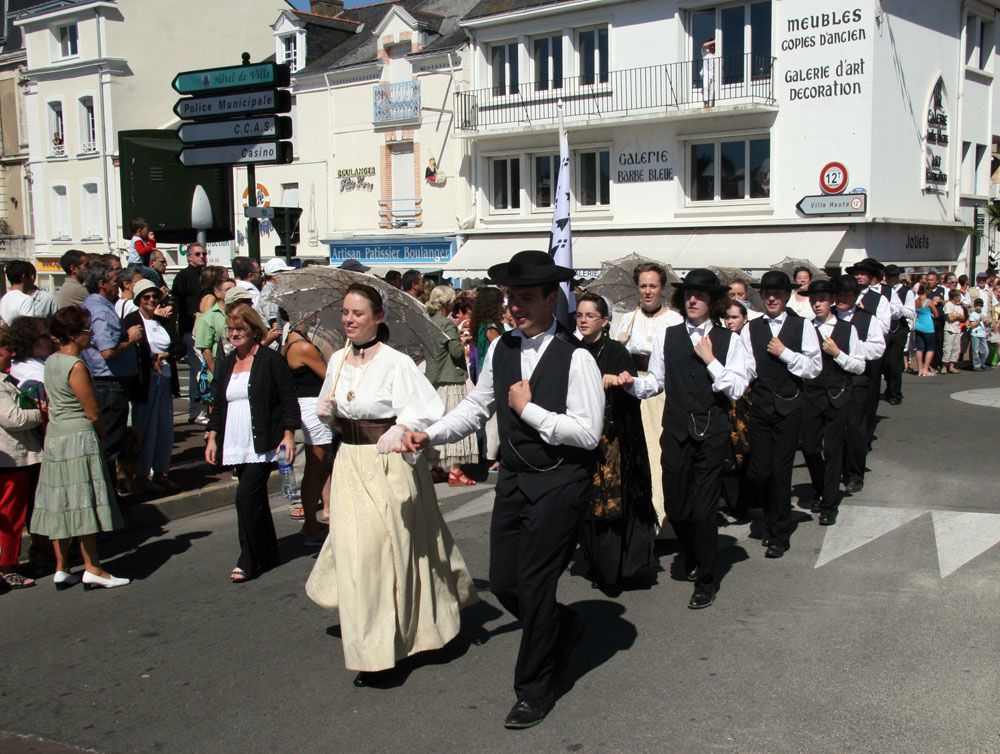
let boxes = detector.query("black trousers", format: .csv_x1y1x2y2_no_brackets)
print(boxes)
882,327,908,402
489,473,590,702
234,462,280,575
746,406,801,549
92,378,130,463
800,392,848,513
661,430,729,587
843,383,870,483
863,359,884,439
932,319,944,369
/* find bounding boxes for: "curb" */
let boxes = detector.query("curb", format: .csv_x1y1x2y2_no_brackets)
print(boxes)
121,475,283,531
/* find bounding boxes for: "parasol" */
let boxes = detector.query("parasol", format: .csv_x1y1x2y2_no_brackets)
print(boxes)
273,267,447,363
774,256,829,283
585,253,681,311
708,266,763,309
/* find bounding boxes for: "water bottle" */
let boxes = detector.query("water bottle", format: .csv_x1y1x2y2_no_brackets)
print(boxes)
277,444,298,501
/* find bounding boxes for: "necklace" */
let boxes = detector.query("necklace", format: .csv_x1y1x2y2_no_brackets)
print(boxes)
345,350,376,402
641,304,662,317
351,336,379,358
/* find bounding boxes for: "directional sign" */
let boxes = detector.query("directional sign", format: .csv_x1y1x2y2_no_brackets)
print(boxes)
178,115,292,145
172,62,290,95
796,193,866,216
244,206,275,219
178,140,293,168
173,89,292,121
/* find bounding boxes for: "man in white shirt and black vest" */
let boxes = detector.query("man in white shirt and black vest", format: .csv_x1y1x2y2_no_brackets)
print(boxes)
616,269,750,608
881,264,916,405
847,258,892,442
801,279,866,525
741,271,822,558
404,250,604,730
833,274,886,494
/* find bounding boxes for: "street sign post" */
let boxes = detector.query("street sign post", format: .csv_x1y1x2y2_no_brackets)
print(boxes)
172,62,290,95
173,89,291,120
178,115,292,145
244,206,275,219
796,194,866,216
178,140,293,168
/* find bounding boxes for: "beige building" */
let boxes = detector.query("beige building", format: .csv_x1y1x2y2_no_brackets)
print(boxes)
15,0,289,286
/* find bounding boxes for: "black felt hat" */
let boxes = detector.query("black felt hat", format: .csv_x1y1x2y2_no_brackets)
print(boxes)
832,274,860,295
883,264,903,277
805,279,835,295
751,270,797,291
845,258,885,275
488,250,574,286
677,268,728,294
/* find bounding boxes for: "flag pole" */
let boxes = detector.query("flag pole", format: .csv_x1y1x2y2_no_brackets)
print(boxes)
549,99,575,331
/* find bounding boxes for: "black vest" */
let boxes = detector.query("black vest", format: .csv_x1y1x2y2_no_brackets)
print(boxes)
748,312,805,416
661,323,733,442
891,285,911,332
492,328,595,498
805,319,854,408
843,307,876,386
858,288,883,318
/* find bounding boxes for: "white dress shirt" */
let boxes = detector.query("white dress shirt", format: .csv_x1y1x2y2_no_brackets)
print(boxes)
891,283,917,326
0,289,33,325
812,315,866,375
425,321,604,450
836,306,886,360
739,310,823,381
628,319,750,401
858,287,891,335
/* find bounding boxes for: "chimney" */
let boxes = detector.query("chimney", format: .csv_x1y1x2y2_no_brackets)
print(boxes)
309,0,344,16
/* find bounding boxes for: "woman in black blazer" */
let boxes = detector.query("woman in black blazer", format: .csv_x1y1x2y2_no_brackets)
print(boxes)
123,279,185,493
205,303,300,583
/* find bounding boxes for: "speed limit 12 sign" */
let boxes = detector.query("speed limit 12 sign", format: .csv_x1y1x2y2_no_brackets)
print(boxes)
820,162,848,194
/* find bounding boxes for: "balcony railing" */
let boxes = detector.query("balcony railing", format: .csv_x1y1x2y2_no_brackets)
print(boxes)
373,81,422,124
50,142,65,157
80,141,97,154
378,197,421,229
456,53,775,132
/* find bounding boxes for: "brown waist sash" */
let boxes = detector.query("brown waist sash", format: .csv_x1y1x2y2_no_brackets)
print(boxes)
338,417,397,445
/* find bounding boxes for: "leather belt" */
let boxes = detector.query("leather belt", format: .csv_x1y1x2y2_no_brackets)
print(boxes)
337,417,397,445
631,353,650,372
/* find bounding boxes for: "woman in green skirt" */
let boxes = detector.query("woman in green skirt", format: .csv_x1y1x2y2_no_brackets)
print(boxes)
31,306,129,590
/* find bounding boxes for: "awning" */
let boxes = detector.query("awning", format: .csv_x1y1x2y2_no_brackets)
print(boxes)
446,227,849,276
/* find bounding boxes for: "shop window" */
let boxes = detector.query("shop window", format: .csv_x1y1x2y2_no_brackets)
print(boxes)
490,156,520,211
689,136,770,203
491,41,519,96
533,35,563,91
578,149,610,207
578,27,608,86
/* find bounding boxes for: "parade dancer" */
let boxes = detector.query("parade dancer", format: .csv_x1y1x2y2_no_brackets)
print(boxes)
403,250,604,730
616,270,750,608
847,259,891,440
882,264,915,405
800,280,866,526
741,271,822,558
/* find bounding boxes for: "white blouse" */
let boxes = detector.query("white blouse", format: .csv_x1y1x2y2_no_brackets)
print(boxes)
320,344,444,430
140,316,173,377
222,371,275,466
611,307,684,355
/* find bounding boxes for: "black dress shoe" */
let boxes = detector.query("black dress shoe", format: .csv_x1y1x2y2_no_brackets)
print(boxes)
845,479,864,494
764,544,786,559
353,669,394,687
504,695,554,729
818,511,837,526
688,585,716,609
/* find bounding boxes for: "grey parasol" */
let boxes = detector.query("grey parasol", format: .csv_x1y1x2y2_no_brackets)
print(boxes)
774,257,829,283
708,266,763,309
585,253,682,311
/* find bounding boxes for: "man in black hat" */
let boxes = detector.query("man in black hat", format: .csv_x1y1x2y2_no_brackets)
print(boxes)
616,269,750,608
740,270,822,558
833,275,885,493
403,249,604,729
801,279,866,525
881,264,915,405
846,258,891,444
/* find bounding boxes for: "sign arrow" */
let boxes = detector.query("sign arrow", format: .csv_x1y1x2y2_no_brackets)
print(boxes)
173,89,291,121
796,193,867,216
178,115,292,145
178,140,293,168
172,62,290,94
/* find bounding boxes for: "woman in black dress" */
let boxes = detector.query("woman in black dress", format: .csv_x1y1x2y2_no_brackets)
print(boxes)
574,293,657,587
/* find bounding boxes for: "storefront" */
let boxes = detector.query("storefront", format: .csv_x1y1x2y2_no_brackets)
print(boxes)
325,236,458,273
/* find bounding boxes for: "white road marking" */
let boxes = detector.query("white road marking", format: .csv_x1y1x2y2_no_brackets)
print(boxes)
950,387,1000,408
815,505,925,568
931,511,1000,577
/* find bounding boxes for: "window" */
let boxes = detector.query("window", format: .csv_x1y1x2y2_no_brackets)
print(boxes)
578,149,610,207
689,137,770,202
490,156,520,210
57,24,78,58
48,102,64,156
533,153,559,208
79,97,96,153
692,2,772,86
491,41,519,96
51,185,69,239
281,182,300,207
282,35,298,68
81,183,100,239
578,27,608,86
533,35,562,91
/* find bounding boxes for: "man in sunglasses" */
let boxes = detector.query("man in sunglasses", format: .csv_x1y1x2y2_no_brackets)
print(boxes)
170,242,208,423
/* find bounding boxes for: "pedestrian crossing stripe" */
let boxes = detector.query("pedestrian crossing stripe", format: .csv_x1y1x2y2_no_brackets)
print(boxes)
931,511,1000,577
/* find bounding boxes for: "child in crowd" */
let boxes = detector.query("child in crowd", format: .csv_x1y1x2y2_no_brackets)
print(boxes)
968,298,990,371
941,289,965,374
127,217,156,266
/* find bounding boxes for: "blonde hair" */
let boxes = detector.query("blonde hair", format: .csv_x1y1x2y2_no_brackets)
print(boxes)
226,303,268,343
425,284,456,315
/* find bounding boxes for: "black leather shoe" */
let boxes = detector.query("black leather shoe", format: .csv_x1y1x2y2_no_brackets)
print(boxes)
688,585,716,609
764,544,786,559
353,672,372,687
353,670,393,687
818,512,837,526
504,695,554,729
845,479,864,494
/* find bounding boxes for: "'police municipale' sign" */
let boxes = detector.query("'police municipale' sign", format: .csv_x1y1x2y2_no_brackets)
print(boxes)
820,162,848,194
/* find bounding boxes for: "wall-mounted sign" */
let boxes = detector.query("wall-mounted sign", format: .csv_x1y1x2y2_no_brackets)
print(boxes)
820,161,848,194
35,257,62,273
616,149,673,183
797,193,866,216
337,166,376,192
326,238,455,266
242,182,270,208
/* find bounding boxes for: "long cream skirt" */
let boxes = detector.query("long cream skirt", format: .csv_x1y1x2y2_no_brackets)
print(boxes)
638,377,668,536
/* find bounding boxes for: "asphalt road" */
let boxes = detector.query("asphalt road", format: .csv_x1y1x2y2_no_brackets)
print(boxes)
3,370,1000,753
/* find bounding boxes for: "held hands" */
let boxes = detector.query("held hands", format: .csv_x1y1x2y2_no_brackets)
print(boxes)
508,380,532,415
766,336,787,357
402,430,430,452
821,336,841,357
614,371,634,388
602,374,618,390
693,336,715,365
315,396,337,424
376,425,406,454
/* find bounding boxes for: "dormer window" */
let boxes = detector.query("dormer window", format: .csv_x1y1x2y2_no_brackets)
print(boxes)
278,32,304,72
282,36,297,67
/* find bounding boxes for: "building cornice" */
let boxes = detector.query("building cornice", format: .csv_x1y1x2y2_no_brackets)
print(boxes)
14,1,117,28
23,56,128,80
460,0,621,29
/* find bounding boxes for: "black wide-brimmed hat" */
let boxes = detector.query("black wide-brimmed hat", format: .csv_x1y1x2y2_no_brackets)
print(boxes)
883,264,903,277
806,279,835,295
488,250,574,286
751,270,797,291
832,274,860,295
845,258,885,275
677,268,728,294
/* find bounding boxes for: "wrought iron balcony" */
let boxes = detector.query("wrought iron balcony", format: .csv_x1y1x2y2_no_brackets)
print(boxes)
373,81,422,125
378,197,422,229
456,53,775,132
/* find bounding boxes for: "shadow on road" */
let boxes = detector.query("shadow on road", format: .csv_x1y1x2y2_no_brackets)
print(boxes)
554,599,637,701
104,531,211,580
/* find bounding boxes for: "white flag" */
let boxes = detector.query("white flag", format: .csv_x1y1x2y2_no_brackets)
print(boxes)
548,125,574,330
